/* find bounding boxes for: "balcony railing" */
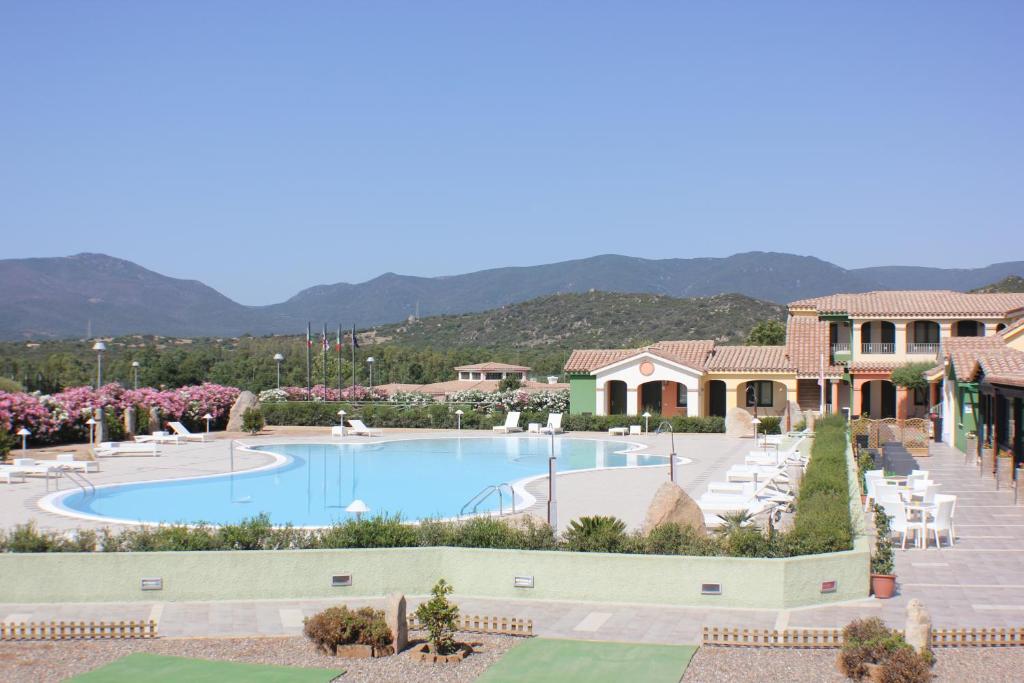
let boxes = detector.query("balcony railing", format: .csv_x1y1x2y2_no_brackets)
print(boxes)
861,342,895,354
906,342,940,355
830,342,851,353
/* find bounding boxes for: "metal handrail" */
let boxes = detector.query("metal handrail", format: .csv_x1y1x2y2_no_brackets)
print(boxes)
61,469,95,497
460,482,516,517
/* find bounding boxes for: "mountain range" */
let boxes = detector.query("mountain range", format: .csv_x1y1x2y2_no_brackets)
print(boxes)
2,252,1023,340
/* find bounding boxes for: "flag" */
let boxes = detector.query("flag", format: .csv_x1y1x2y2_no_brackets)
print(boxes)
351,324,360,349
322,326,329,351
306,325,312,348
335,326,342,352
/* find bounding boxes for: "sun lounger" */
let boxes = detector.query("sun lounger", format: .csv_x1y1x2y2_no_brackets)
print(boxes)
8,459,62,479
54,453,100,473
607,426,628,436
347,419,382,436
331,425,346,437
0,466,27,483
134,431,181,445
539,413,563,434
168,421,210,442
492,411,523,434
95,441,160,456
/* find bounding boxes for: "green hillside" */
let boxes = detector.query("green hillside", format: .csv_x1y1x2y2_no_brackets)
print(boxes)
368,292,785,349
970,276,1024,293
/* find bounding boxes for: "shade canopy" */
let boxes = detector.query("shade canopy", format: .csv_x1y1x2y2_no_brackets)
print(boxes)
345,499,370,514
16,428,31,436
92,341,106,352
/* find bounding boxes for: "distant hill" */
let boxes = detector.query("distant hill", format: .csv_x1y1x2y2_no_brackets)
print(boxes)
2,252,1023,340
970,276,1024,293
365,292,786,349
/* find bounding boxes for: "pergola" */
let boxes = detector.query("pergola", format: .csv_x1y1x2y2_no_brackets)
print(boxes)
977,373,1024,477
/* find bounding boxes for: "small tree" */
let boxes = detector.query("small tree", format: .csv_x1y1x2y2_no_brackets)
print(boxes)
498,375,523,392
747,320,786,346
415,579,460,655
890,362,933,391
242,407,265,435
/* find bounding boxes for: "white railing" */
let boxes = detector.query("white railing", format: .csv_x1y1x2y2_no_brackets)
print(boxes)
830,342,851,353
906,342,940,355
861,342,895,354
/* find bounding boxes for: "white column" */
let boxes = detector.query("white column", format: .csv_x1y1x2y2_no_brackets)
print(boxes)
595,387,606,416
692,382,702,417
626,387,639,415
895,321,908,355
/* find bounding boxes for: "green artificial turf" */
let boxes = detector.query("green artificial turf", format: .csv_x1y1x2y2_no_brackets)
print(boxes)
476,638,697,683
70,653,343,682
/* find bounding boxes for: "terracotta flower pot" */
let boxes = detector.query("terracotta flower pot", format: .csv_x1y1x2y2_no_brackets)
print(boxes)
871,573,896,599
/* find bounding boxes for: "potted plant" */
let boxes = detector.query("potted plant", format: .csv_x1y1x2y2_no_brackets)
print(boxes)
870,504,896,599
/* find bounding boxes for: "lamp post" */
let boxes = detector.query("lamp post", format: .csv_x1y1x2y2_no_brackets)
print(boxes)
203,413,213,434
337,409,346,436
642,411,651,435
92,341,106,387
17,427,30,453
455,409,464,432
131,361,140,390
751,417,762,444
547,432,558,531
86,417,97,446
346,499,369,521
273,353,284,389
366,357,375,392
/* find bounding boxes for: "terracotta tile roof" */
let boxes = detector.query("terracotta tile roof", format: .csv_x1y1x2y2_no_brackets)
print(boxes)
705,345,792,372
942,336,1008,381
564,340,715,373
849,361,906,374
785,315,844,378
999,316,1024,339
564,349,640,373
984,372,1024,388
789,291,1024,318
377,379,568,396
453,362,531,372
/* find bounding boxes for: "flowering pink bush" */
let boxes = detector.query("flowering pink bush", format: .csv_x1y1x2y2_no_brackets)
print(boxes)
1,383,240,443
269,385,387,402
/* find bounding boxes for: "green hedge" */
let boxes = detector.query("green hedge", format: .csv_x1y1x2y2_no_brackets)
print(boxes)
786,415,853,554
260,401,724,433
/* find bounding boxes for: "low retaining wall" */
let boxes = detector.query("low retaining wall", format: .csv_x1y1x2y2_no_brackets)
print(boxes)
0,540,868,608
0,437,870,608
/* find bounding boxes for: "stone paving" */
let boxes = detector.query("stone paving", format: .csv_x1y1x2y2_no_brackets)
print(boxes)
4,435,1023,645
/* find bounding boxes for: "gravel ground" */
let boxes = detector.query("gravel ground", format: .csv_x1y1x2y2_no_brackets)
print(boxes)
0,632,519,683
682,646,1024,682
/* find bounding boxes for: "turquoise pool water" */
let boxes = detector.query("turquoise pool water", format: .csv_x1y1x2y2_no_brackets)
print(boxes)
56,437,665,526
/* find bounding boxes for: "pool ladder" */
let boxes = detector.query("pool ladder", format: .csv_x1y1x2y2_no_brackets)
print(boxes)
460,483,516,518
60,469,96,497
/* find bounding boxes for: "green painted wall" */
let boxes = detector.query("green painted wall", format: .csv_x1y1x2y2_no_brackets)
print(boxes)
569,374,597,415
955,383,979,453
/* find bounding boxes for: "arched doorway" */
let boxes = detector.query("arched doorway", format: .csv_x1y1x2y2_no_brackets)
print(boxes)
708,380,727,418
861,380,897,419
640,381,662,414
861,321,896,354
606,380,627,415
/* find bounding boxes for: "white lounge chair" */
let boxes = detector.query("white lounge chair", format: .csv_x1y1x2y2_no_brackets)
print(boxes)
348,419,382,436
492,411,523,434
607,426,628,436
9,459,62,479
0,466,27,483
168,421,210,442
95,441,160,457
134,431,181,445
54,453,100,473
331,425,346,437
540,413,563,434
629,425,642,436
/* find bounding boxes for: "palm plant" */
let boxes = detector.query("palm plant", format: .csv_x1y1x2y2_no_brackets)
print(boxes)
714,510,755,537
562,516,628,552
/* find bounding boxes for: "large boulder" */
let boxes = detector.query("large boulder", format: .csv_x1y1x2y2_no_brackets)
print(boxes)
642,481,707,536
725,407,754,438
905,599,932,655
226,391,259,432
386,592,408,653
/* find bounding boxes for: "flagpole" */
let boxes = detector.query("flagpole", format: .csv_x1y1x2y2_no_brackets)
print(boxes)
306,322,312,402
337,324,343,399
351,323,357,396
322,324,328,400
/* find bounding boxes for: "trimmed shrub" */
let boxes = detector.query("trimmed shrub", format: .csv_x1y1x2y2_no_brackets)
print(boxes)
785,415,853,555
838,617,930,682
880,647,933,683
562,516,628,553
242,407,265,434
415,579,459,655
757,416,781,435
303,605,392,655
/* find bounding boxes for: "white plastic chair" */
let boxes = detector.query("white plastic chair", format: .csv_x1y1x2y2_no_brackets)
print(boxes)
864,470,884,511
933,494,957,539
910,469,929,479
875,482,901,507
881,499,920,550
927,498,955,548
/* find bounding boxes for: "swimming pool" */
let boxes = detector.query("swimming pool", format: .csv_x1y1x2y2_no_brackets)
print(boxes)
52,437,672,526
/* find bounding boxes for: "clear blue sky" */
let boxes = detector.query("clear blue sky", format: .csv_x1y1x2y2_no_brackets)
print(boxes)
3,2,1022,304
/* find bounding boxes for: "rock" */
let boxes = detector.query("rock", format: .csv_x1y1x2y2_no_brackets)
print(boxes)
385,592,408,653
226,391,259,432
642,481,707,535
905,599,932,654
123,406,136,436
148,407,162,434
725,407,754,437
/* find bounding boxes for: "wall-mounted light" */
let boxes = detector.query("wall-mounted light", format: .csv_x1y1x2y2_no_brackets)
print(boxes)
513,576,534,588
701,583,722,596
141,577,163,591
332,574,353,587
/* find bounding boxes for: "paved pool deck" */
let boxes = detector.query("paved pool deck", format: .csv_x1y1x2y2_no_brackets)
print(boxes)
0,427,759,533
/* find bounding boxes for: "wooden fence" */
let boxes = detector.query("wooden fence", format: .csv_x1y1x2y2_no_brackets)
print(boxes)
704,625,1024,648
0,620,158,641
408,614,533,637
